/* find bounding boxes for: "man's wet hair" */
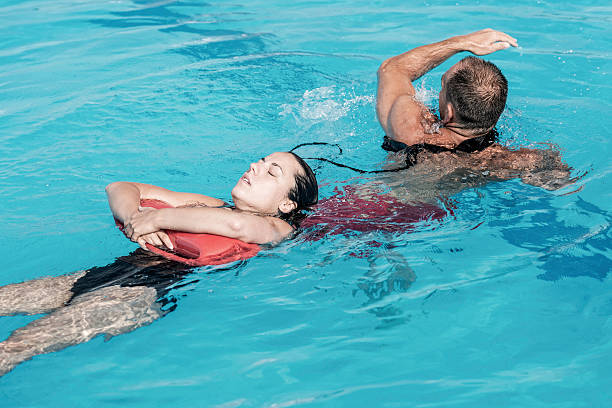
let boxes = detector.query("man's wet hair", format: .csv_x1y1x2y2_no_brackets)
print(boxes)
280,152,318,225
445,56,508,131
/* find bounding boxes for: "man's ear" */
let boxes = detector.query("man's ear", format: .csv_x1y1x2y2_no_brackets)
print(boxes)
442,102,455,124
279,199,297,214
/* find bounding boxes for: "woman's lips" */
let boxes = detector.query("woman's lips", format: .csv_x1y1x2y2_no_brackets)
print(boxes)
242,173,251,185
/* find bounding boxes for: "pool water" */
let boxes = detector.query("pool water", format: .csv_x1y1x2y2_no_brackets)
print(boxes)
1,0,610,406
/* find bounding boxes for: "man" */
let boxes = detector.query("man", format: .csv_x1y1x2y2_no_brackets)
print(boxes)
375,29,574,196
377,28,517,150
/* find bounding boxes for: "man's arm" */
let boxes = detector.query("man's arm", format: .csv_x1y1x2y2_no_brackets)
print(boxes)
474,145,574,191
376,29,518,145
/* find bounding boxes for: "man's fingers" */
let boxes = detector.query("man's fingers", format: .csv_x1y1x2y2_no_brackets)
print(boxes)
500,31,518,46
490,31,518,47
473,28,518,48
493,41,511,52
498,33,518,47
466,29,517,55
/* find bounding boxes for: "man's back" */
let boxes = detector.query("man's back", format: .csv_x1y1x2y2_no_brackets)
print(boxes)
378,143,573,204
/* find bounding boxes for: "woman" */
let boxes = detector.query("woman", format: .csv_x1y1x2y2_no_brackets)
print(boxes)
113,151,317,249
0,151,318,376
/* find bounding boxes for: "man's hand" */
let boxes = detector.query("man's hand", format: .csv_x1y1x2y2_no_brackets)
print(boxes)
458,28,518,56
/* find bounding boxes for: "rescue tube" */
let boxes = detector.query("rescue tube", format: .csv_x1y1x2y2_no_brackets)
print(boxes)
116,199,260,266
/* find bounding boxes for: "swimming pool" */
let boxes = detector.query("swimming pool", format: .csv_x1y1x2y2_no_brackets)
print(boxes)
1,0,610,406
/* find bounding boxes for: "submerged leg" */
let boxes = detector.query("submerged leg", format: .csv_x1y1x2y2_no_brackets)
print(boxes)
359,249,416,301
0,271,86,316
0,285,161,376
357,249,417,327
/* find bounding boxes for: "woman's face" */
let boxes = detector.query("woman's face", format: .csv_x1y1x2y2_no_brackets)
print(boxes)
231,152,302,214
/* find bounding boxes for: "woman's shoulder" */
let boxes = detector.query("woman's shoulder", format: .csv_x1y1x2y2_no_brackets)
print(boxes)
130,183,227,208
268,216,296,241
178,201,232,209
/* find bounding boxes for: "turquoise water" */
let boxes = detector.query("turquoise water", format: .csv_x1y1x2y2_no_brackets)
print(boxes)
1,0,611,406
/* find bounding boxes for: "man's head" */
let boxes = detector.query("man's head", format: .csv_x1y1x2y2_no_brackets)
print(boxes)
439,56,508,133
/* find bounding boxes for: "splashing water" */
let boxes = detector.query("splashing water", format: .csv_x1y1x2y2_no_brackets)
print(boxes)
280,86,374,122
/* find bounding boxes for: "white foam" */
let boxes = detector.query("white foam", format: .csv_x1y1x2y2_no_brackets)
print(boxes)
280,86,374,123
414,79,438,105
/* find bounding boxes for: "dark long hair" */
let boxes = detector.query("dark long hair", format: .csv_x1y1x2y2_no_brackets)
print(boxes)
279,152,318,226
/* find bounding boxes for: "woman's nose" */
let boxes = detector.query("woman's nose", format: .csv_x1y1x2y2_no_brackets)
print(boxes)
250,159,266,174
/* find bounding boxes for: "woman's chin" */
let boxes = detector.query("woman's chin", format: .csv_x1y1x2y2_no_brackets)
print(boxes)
231,182,244,197
230,186,250,208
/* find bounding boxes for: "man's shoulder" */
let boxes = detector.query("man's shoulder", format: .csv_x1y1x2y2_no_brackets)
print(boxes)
387,95,441,146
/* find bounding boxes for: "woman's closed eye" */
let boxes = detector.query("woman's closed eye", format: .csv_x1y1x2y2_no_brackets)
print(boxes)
268,163,283,177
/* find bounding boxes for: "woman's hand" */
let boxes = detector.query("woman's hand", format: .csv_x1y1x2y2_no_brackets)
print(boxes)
124,207,164,243
458,28,518,56
135,231,174,251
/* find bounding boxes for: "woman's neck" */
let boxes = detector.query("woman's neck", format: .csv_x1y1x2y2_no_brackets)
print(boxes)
232,198,275,216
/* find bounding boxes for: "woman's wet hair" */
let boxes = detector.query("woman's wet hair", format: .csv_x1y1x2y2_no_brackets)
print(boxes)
279,152,318,226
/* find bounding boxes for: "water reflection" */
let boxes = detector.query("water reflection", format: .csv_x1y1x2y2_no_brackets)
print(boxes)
499,196,611,281
88,0,359,130
90,0,267,61
90,0,213,28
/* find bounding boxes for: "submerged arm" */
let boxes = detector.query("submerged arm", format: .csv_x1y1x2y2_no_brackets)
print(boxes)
518,149,576,190
477,145,575,190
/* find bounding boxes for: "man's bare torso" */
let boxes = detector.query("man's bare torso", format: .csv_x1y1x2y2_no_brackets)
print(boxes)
376,142,573,204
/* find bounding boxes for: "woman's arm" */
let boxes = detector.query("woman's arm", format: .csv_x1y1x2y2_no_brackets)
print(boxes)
106,182,141,224
106,182,227,223
125,207,293,245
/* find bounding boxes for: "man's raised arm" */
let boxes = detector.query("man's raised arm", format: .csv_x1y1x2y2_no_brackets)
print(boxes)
376,29,518,145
